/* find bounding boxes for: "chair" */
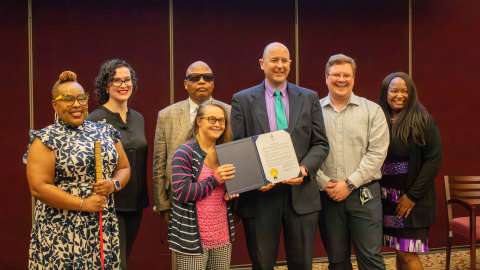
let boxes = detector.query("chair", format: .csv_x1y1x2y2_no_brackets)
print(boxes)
444,175,480,270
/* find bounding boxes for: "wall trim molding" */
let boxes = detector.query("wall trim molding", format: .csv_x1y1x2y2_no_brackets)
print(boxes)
27,0,35,226
169,0,174,104
28,0,33,130
409,0,413,77
294,0,299,85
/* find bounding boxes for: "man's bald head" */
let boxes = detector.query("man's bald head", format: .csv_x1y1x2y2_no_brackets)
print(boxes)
186,61,212,76
262,42,290,60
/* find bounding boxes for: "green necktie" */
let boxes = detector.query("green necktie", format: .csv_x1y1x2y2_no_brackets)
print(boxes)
274,90,288,130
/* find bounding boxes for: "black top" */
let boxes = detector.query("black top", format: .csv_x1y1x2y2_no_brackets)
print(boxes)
380,119,442,227
88,106,149,211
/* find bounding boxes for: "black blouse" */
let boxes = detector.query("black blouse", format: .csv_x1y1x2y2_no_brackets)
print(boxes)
88,106,149,211
381,119,442,227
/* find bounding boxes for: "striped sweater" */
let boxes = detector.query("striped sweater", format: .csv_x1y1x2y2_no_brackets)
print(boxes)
168,140,235,254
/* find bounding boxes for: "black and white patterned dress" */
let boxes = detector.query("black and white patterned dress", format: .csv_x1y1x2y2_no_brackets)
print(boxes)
26,120,121,269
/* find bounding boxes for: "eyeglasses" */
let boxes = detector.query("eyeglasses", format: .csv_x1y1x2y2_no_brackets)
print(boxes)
328,73,353,80
53,93,89,106
111,78,132,87
186,73,215,82
200,116,226,125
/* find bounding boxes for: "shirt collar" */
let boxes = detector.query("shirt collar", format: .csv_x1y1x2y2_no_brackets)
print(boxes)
188,97,213,114
188,98,199,115
56,118,86,131
265,80,288,97
321,92,360,108
99,105,130,116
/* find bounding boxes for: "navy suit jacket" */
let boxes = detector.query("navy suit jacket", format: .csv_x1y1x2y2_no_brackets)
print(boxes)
231,82,329,218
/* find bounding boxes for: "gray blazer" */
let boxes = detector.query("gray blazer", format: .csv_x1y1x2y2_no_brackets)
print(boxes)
152,98,231,211
231,82,329,217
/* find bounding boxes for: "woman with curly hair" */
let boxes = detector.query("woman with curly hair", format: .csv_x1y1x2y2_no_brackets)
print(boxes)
88,59,148,269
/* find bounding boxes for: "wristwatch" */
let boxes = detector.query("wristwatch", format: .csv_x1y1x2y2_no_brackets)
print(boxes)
112,179,121,191
345,179,356,191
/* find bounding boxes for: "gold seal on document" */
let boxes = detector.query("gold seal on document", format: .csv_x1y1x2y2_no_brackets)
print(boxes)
270,168,279,180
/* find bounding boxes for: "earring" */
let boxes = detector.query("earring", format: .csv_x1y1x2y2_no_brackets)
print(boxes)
54,112,59,123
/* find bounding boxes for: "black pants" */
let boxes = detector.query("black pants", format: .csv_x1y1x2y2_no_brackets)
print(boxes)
117,210,143,270
319,181,385,270
242,185,319,270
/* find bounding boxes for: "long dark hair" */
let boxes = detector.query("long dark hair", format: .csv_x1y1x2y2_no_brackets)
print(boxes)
379,72,431,145
94,59,138,105
193,101,232,145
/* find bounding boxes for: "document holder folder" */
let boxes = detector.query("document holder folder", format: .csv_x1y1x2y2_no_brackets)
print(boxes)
216,136,266,194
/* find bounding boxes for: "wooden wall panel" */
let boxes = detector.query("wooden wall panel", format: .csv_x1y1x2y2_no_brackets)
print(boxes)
299,0,409,256
413,0,480,248
3,0,480,268
299,0,409,100
172,0,296,105
0,1,31,268
32,0,170,268
172,0,295,264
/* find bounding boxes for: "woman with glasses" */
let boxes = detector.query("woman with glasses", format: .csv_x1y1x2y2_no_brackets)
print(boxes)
25,70,130,269
169,101,237,270
88,59,148,270
378,72,442,270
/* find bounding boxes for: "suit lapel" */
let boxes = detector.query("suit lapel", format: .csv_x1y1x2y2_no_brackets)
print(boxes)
178,100,192,138
287,83,303,133
250,84,270,133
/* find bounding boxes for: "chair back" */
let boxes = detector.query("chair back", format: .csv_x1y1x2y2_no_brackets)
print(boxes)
444,176,480,225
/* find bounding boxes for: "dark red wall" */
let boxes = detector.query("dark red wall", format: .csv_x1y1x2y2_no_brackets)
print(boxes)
0,1,31,269
172,0,296,105
299,0,409,256
299,0,409,99
412,0,480,247
172,0,296,264
2,0,479,269
31,1,170,269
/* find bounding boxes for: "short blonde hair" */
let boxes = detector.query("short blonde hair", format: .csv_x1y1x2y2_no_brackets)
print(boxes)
325,54,356,75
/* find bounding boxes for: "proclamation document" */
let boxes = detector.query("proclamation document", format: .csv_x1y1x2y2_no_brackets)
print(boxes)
216,130,300,194
255,130,300,184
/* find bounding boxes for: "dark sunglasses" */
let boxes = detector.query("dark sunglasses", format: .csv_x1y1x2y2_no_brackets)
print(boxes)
186,73,215,82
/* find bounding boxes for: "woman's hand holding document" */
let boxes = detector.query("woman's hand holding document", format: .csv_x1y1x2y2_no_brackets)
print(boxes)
216,130,301,194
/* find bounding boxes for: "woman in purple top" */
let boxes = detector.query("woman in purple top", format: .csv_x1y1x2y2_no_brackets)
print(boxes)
379,72,442,270
168,102,237,270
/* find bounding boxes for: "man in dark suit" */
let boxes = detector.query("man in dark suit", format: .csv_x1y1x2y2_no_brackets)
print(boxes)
230,42,329,270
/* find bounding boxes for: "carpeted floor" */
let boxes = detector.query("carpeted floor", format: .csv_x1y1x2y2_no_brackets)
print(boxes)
271,247,478,270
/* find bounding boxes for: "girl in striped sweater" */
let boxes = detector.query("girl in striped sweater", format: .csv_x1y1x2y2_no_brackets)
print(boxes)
168,101,237,270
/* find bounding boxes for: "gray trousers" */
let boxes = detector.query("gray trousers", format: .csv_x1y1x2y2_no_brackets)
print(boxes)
319,181,386,270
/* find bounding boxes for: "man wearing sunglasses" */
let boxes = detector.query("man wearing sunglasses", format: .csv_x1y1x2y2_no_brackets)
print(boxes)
153,61,231,223
231,42,329,270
